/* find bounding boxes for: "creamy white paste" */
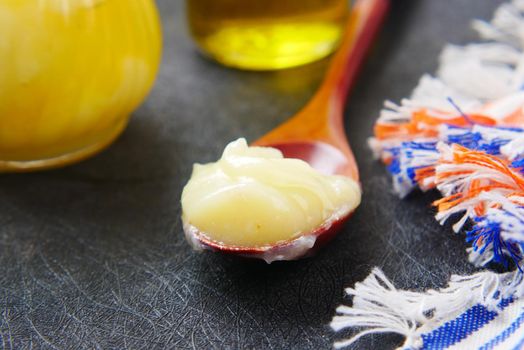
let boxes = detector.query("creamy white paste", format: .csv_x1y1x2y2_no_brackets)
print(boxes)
181,138,361,248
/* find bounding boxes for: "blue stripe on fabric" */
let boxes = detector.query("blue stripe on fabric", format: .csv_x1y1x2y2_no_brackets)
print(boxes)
420,299,512,350
512,334,524,350
478,310,524,350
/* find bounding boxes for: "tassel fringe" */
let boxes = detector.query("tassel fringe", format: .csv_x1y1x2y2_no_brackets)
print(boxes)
333,2,524,348
369,0,524,270
331,268,524,349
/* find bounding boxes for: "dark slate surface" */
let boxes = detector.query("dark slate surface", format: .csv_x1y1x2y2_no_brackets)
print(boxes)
0,1,505,349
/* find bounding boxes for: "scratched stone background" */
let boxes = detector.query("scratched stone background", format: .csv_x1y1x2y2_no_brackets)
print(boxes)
0,0,505,349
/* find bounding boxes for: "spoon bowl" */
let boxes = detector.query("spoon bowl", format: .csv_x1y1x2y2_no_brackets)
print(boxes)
185,0,389,262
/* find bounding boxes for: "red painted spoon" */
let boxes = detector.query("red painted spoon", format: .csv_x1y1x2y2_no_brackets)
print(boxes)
186,0,389,262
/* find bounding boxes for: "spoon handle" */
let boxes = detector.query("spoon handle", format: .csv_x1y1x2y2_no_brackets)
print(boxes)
305,0,389,139
255,0,389,148
319,0,390,107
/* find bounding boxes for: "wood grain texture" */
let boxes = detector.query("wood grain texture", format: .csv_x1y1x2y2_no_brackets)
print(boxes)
0,1,504,349
254,0,389,181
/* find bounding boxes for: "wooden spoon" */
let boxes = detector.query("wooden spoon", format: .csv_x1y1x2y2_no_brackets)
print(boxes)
187,0,390,262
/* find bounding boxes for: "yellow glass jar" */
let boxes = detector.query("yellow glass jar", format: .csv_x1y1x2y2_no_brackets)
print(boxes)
0,0,162,171
187,0,348,70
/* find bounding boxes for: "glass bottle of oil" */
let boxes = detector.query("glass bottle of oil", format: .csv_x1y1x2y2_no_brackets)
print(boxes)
187,0,349,70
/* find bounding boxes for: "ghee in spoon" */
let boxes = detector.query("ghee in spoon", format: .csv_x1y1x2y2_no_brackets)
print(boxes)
181,139,361,248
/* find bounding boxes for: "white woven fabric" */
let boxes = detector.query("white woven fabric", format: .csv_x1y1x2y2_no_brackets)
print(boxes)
332,1,524,348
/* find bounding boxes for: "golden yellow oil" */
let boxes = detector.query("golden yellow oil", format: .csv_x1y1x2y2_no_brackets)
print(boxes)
187,0,348,70
0,0,161,171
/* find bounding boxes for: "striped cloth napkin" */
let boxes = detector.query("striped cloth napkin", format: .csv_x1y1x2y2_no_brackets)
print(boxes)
332,1,524,349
